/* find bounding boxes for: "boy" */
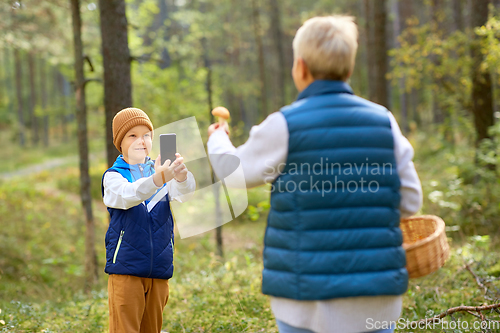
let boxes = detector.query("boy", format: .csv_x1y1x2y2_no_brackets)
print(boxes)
207,16,422,333
101,107,196,333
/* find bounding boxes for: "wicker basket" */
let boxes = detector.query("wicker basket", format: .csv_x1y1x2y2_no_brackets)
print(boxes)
400,215,450,279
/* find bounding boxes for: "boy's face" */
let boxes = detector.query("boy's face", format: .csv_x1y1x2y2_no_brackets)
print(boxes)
121,125,153,164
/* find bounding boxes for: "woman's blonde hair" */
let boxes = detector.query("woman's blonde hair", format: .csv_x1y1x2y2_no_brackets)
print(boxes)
293,15,358,81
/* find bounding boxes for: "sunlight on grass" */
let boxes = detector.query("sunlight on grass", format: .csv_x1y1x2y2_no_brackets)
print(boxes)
1,136,500,332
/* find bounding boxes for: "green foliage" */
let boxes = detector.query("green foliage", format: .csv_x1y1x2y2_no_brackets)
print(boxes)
389,17,472,128
56,164,107,201
488,262,500,277
132,61,210,128
413,123,500,236
244,185,271,222
477,15,500,84
0,1,71,56
0,104,14,127
245,201,271,222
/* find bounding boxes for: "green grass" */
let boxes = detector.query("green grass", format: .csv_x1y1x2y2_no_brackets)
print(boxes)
400,236,500,332
0,169,110,332
0,164,278,332
0,112,105,175
1,128,500,332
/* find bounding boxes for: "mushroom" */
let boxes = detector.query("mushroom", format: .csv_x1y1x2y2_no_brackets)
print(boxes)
211,106,230,127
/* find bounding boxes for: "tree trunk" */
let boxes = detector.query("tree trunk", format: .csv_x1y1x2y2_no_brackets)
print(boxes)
269,0,285,109
470,0,494,146
452,0,464,31
39,57,50,147
430,0,446,33
142,0,171,68
58,72,68,142
395,0,410,133
201,33,224,259
0,50,3,108
98,0,133,167
71,0,99,292
373,0,389,107
14,48,25,146
364,0,376,100
4,48,14,122
158,0,171,68
251,0,267,120
51,67,60,140
410,88,420,127
430,0,445,124
28,52,39,146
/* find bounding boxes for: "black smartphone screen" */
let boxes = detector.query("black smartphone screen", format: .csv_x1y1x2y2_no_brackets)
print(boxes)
160,133,177,165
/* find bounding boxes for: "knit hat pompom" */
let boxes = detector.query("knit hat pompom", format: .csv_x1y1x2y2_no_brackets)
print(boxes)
112,108,154,153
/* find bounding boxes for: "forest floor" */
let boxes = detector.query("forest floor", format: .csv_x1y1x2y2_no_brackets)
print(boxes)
1,131,500,332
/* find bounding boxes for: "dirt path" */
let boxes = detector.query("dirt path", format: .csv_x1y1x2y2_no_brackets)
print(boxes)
0,151,109,214
0,152,104,180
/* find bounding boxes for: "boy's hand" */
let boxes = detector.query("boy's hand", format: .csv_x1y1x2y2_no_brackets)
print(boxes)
173,153,188,182
153,153,184,187
208,122,229,138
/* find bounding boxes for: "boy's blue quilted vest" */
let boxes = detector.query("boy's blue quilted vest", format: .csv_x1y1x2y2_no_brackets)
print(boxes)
101,155,174,279
262,80,408,300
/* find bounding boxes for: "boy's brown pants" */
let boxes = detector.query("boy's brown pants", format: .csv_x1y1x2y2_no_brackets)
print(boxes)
108,274,169,333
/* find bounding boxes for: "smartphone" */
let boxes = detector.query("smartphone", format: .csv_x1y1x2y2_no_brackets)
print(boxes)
160,133,177,165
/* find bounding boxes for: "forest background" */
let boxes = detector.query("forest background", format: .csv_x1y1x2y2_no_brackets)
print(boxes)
2,0,500,332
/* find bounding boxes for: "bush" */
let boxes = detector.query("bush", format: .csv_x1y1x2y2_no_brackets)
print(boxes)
56,166,106,201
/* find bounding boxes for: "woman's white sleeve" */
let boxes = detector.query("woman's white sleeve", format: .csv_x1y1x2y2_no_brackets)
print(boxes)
388,112,423,218
207,112,289,188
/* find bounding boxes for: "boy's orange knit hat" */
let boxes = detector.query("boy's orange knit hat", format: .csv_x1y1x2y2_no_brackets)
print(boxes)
112,107,154,153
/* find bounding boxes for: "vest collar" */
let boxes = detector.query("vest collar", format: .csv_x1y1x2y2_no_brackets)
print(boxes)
296,80,354,101
111,155,155,179
114,154,154,168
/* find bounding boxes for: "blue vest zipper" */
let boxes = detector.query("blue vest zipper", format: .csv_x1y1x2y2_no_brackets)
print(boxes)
113,230,125,264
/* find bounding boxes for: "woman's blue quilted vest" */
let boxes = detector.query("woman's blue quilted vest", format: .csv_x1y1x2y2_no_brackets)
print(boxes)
261,80,408,300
